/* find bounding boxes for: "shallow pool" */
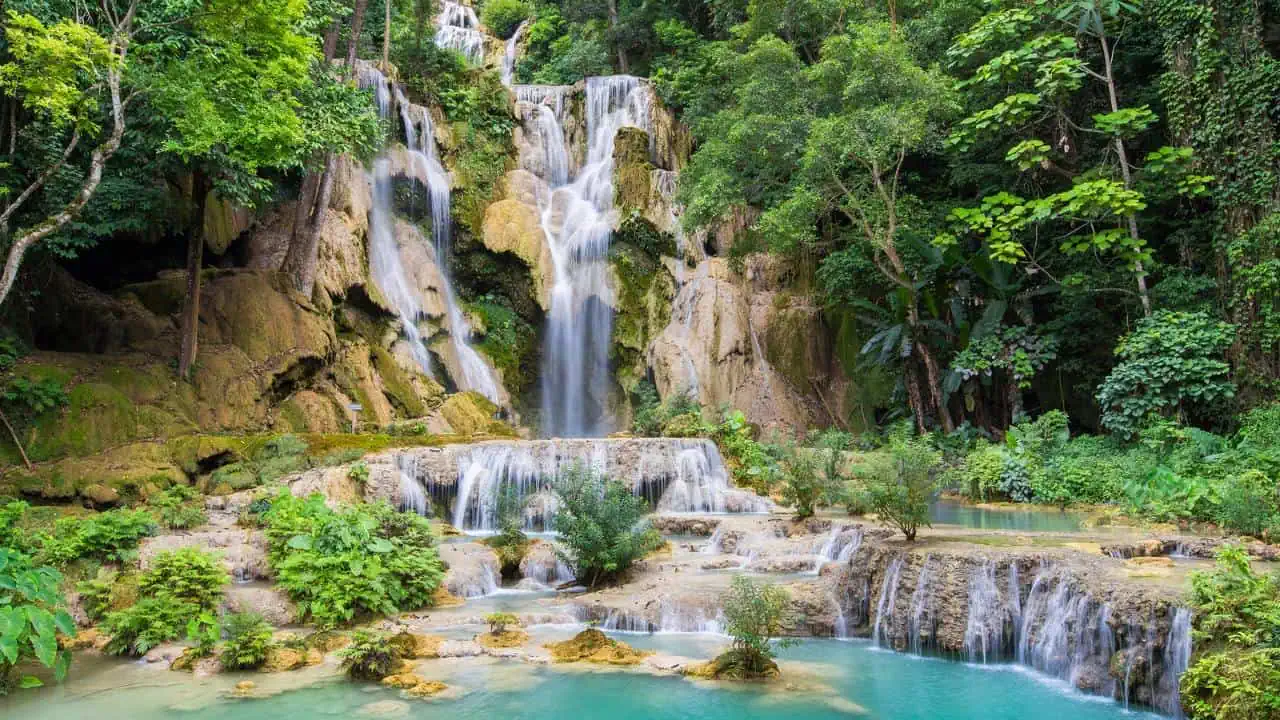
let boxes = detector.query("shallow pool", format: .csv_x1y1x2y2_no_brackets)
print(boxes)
930,500,1084,532
4,633,1163,720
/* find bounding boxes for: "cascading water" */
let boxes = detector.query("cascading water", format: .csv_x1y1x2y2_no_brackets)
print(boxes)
434,0,486,65
908,557,934,655
530,76,654,437
963,560,1010,663
500,20,529,86
1158,609,1192,717
408,438,769,533
812,527,862,573
872,557,905,648
358,64,503,403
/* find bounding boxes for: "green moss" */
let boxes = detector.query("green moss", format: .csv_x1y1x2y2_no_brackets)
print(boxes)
609,242,675,393
466,297,538,396
371,347,430,417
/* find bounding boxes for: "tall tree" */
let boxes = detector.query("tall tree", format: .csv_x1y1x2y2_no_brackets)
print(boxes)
0,3,137,308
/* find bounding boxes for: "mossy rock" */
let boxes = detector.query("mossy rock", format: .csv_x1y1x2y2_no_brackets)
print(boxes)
166,436,245,475
684,649,780,681
476,629,528,649
389,632,445,660
544,629,649,665
13,442,186,501
371,346,433,417
438,392,497,436
404,680,448,698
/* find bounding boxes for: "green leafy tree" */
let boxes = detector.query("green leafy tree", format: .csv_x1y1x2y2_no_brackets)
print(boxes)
777,442,837,520
0,549,76,693
552,465,661,587
863,438,940,541
1096,310,1236,438
715,575,793,679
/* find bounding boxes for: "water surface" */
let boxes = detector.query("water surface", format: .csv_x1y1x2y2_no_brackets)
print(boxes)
930,500,1084,532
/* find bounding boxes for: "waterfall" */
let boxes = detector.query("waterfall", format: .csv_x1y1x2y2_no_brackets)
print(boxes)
1158,609,1192,717
872,556,905,648
1016,569,1117,693
358,64,503,403
533,76,654,437
812,527,862,572
412,438,769,532
908,556,933,655
596,602,724,634
702,526,724,555
500,20,529,86
398,456,428,516
435,1,485,65
963,560,1009,663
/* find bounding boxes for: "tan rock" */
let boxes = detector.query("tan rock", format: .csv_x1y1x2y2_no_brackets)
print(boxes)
476,629,529,649
544,629,649,665
381,673,424,690
204,192,254,255
261,647,307,673
389,632,445,659
233,680,256,696
481,194,554,310
404,680,448,698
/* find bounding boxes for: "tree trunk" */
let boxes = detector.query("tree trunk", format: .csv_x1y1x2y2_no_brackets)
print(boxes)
0,64,129,309
917,339,954,433
1098,29,1152,317
282,153,337,297
323,17,341,61
0,407,32,471
346,0,370,69
382,0,392,69
178,172,211,380
606,0,627,72
904,362,927,434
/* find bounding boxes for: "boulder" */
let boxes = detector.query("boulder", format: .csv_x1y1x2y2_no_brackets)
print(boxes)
223,585,296,626
261,647,308,673
476,629,529,649
481,191,554,311
79,483,121,507
544,629,649,665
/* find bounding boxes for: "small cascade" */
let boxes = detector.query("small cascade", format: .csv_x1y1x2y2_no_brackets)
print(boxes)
596,602,724,634
518,547,575,590
434,1,485,65
908,556,934,655
963,560,1010,663
1157,609,1192,717
831,591,850,639
412,438,769,533
535,76,654,437
812,527,863,572
398,456,428,516
872,556,905,648
500,20,529,86
1016,569,1117,694
357,64,503,402
702,526,724,555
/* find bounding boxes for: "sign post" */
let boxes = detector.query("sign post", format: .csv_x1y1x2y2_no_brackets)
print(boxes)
347,403,363,434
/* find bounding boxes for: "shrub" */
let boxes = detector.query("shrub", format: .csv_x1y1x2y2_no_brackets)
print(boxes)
149,485,207,530
261,492,445,628
956,443,1004,501
485,612,518,634
480,0,532,38
139,547,228,611
717,575,793,679
339,631,400,680
348,461,370,487
0,549,75,693
863,439,940,541
715,410,778,494
778,443,838,519
38,509,156,566
0,501,31,551
102,595,196,656
553,465,662,587
1217,470,1280,538
185,612,220,658
220,612,275,670
1181,546,1280,720
75,568,119,622
1097,310,1236,439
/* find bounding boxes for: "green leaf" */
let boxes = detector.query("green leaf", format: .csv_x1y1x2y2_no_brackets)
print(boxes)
18,675,43,689
287,534,313,550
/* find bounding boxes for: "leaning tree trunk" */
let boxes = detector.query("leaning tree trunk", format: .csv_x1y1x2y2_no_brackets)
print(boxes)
178,172,211,380
346,0,370,69
282,153,337,297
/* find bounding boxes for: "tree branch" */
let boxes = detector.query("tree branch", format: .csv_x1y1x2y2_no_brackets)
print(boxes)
0,127,80,230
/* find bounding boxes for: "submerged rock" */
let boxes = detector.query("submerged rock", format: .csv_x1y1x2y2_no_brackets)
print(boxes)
545,629,649,665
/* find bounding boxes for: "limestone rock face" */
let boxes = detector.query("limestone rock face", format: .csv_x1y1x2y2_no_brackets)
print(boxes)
223,584,296,627
478,168,555,314
203,192,254,255
646,258,811,433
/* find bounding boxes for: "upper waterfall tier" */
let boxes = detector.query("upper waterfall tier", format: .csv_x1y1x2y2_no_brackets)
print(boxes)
385,437,772,532
435,1,486,65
